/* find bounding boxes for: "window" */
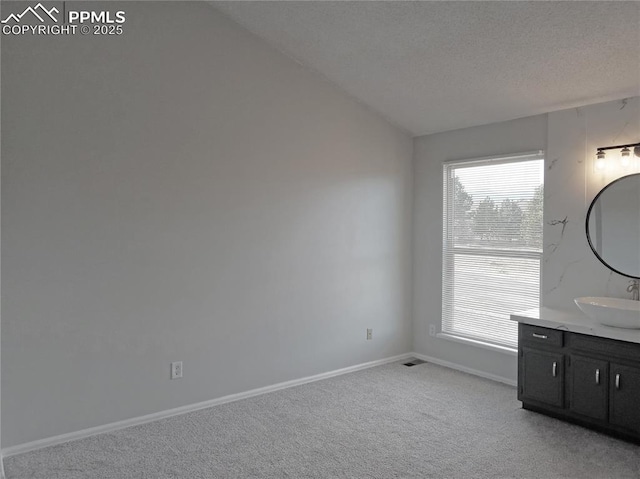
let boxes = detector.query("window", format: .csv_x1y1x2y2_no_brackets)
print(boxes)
442,152,544,350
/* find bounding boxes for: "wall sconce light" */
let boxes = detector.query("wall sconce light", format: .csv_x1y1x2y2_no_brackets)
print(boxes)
620,147,631,167
595,142,640,171
595,149,606,170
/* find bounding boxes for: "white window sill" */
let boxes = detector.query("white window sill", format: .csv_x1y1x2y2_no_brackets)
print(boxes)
435,332,518,356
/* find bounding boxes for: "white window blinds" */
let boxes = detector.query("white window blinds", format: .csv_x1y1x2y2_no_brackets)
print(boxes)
442,152,544,349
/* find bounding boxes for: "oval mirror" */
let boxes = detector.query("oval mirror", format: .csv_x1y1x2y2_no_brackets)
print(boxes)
586,173,640,279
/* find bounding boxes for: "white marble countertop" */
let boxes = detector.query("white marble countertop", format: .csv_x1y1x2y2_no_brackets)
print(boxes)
510,307,640,345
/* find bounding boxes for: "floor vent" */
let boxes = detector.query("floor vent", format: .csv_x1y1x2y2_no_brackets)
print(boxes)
403,359,427,367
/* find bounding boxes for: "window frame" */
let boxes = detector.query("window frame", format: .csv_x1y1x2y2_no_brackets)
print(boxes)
441,151,544,352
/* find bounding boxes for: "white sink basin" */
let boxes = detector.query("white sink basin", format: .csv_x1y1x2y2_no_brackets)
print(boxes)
574,297,640,329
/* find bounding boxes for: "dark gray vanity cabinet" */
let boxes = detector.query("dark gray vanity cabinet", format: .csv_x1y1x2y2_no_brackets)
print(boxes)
517,323,640,443
520,348,564,407
609,363,640,435
567,354,608,421
518,325,564,407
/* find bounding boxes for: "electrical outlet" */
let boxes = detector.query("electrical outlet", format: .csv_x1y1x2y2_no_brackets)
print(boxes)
429,324,436,337
171,361,183,379
366,328,373,340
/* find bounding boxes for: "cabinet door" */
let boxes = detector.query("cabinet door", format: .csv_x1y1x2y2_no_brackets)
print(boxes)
609,363,640,434
568,355,608,420
521,347,564,408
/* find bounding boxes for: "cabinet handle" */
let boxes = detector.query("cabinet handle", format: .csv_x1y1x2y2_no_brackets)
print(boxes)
615,373,621,390
532,333,548,339
552,361,557,377
595,369,600,385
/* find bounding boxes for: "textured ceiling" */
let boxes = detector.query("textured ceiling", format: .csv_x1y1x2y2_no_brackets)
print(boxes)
212,1,640,137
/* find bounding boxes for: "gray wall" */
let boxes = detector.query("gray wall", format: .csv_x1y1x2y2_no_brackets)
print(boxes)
1,2,413,447
412,115,548,383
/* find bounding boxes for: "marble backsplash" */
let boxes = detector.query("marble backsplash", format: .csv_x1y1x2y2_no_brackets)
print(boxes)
543,97,640,310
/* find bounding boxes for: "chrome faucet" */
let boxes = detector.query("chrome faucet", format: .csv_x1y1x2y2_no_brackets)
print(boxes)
628,279,640,301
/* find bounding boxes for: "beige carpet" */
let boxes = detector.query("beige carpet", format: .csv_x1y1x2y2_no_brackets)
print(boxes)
5,361,640,478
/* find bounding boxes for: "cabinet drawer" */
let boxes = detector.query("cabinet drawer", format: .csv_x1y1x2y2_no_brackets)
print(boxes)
567,334,640,362
520,324,563,348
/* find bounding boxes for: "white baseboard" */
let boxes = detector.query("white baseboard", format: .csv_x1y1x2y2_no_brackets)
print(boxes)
2,351,515,459
412,352,517,387
2,352,413,458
